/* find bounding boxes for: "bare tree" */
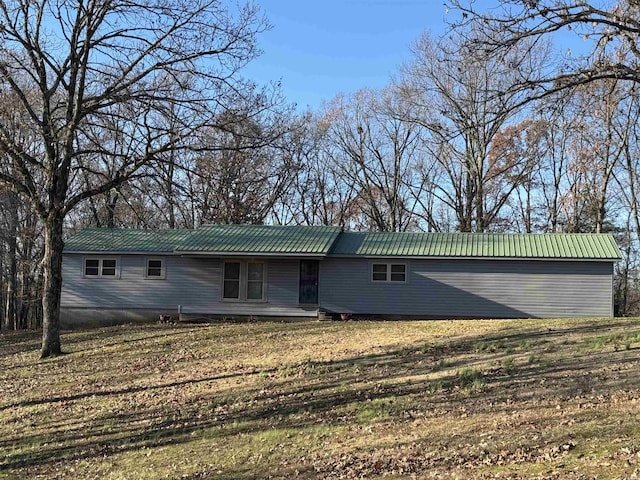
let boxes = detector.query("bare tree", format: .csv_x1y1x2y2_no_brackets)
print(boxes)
401,31,549,232
275,111,362,228
568,79,629,233
321,88,430,232
187,107,296,225
450,1,640,95
614,83,640,239
489,119,548,232
0,88,43,330
529,81,630,234
1,191,18,329
0,0,269,357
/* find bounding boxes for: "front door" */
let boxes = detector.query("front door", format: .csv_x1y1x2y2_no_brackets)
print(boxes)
299,260,319,304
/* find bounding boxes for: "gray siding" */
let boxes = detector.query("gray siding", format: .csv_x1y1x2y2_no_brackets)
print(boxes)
62,254,615,323
319,258,613,318
61,255,315,321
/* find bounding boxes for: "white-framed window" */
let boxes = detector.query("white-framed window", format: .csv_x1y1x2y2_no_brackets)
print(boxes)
222,260,266,301
83,257,119,278
371,262,407,283
145,258,166,279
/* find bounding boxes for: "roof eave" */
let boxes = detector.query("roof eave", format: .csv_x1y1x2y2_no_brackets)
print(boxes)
175,251,329,257
63,250,177,255
326,254,620,262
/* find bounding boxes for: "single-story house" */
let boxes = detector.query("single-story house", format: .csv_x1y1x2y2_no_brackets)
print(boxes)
60,224,622,326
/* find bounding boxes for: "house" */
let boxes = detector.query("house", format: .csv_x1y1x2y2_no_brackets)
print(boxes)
60,225,622,326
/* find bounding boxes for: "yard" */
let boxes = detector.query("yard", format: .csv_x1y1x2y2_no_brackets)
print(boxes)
1,318,640,479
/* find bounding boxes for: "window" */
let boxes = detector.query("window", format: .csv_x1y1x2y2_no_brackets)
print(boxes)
223,260,265,301
371,263,406,283
372,264,387,282
145,258,165,279
247,263,264,300
84,259,99,276
84,257,119,278
223,261,241,299
390,264,406,282
102,259,117,276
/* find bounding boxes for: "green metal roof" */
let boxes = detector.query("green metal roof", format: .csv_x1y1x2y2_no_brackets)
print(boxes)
174,224,342,255
65,227,621,260
65,225,341,255
64,228,193,253
329,232,622,260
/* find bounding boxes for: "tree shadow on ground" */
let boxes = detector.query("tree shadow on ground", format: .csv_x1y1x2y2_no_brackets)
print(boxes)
2,318,640,478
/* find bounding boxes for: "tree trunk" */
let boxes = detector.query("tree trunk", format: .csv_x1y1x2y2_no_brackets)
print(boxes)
19,210,39,329
24,268,43,330
4,244,17,330
525,184,532,233
166,156,176,229
0,239,4,330
41,213,64,358
4,194,18,330
616,227,631,316
106,190,118,229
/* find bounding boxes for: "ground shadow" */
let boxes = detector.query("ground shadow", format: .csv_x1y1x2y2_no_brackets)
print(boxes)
2,318,639,478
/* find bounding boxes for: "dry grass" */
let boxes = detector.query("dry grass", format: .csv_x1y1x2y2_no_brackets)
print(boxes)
1,318,640,479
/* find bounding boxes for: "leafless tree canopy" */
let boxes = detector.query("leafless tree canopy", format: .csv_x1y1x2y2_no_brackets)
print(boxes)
448,1,640,95
4,1,640,354
0,0,276,357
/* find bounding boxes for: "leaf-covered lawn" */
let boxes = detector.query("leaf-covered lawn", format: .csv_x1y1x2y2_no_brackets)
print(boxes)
1,318,640,479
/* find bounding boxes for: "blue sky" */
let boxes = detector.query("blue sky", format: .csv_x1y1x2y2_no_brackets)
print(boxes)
243,1,450,111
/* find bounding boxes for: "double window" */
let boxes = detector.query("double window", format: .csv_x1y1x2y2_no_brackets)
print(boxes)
84,258,119,277
223,261,265,301
372,263,406,283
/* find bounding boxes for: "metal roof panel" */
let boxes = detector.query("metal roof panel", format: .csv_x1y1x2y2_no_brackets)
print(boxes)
329,232,621,260
173,224,341,255
64,228,193,253
65,227,622,260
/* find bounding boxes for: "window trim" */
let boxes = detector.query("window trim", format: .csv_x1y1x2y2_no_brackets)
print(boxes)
222,259,267,302
144,257,166,280
83,256,120,278
371,262,407,283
